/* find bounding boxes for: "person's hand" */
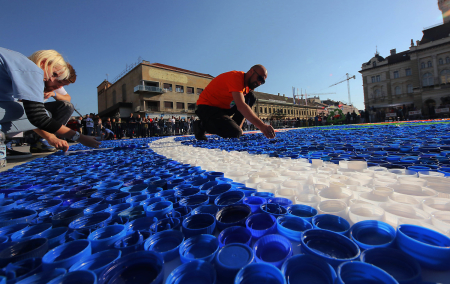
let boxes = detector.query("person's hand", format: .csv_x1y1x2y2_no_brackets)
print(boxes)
260,124,276,139
44,92,54,100
78,134,101,148
46,136,69,152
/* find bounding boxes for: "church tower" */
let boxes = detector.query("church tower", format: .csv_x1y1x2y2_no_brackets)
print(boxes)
438,0,450,23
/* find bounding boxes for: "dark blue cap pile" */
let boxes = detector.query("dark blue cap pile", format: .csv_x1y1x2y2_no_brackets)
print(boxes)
0,122,449,283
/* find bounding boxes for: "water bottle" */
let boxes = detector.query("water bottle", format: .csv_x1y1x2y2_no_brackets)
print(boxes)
0,125,6,168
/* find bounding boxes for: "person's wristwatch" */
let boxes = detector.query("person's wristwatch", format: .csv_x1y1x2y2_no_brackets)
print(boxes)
72,131,81,141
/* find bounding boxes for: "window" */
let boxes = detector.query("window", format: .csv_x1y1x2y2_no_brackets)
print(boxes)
371,76,375,83
439,58,444,65
122,84,127,102
376,75,381,82
372,61,376,67
395,86,401,95
393,71,399,79
112,90,116,105
188,103,196,110
176,102,185,109
186,87,194,94
421,62,426,69
164,101,173,109
260,107,263,113
284,109,287,114
407,84,413,93
423,73,434,86
269,108,272,113
197,88,203,95
428,61,432,68
175,85,184,93
447,57,450,64
441,69,450,84
163,83,172,92
374,89,381,98
406,68,412,76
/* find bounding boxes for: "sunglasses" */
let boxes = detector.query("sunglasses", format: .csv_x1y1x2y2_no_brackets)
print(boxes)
253,69,265,84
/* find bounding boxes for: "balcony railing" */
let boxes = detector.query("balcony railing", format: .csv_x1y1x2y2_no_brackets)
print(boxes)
134,85,166,94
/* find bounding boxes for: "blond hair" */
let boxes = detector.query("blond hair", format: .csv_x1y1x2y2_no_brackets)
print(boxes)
28,50,69,80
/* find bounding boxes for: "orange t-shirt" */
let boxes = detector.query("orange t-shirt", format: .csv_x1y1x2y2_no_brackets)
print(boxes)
197,71,249,109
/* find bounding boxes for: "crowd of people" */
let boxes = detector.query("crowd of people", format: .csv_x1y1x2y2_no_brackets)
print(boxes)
66,114,197,140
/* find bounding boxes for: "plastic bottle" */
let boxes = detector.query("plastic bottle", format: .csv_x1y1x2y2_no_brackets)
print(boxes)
0,125,6,168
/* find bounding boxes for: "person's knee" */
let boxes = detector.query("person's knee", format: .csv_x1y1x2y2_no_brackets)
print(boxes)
222,127,242,139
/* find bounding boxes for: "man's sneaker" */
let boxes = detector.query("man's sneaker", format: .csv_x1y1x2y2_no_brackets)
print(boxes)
6,148,32,160
193,120,207,141
30,140,57,153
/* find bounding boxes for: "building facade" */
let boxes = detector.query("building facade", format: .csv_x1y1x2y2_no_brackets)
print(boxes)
253,92,320,120
360,18,450,117
97,61,214,119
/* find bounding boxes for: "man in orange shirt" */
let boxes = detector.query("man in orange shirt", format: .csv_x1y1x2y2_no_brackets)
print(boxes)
194,64,275,140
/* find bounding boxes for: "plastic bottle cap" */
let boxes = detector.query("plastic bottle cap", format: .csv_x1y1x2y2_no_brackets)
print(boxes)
281,254,337,284
165,260,216,284
253,234,293,268
218,226,252,248
215,243,254,280
234,263,286,284
144,230,184,262
69,249,122,276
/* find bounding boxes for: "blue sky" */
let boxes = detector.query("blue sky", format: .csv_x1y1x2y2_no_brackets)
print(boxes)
1,0,443,114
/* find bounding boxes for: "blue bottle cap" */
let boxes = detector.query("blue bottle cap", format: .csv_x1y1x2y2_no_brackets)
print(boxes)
214,190,245,208
0,238,48,267
83,204,110,216
166,260,216,284
281,254,337,284
98,251,164,284
206,184,233,204
234,263,286,284
182,213,215,238
245,213,277,240
218,226,252,248
361,247,421,284
215,243,254,281
69,249,121,276
253,234,292,269
16,268,66,284
0,209,37,227
267,197,293,207
32,227,68,249
216,204,252,231
260,203,287,217
126,216,157,233
0,257,42,283
179,234,219,264
70,198,104,209
179,195,209,209
150,217,180,233
42,240,92,271
396,224,450,270
190,205,219,218
336,261,399,284
312,214,350,236
0,223,29,238
350,220,396,250
88,225,127,253
285,204,318,223
276,215,313,242
145,201,173,220
11,223,52,241
301,229,360,269
243,196,266,213
47,270,97,284
144,229,184,262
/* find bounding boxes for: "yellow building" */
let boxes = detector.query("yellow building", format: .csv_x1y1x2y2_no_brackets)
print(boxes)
97,61,213,119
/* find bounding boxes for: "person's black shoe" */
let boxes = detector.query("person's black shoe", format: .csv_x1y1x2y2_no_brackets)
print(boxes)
6,148,33,160
193,120,207,140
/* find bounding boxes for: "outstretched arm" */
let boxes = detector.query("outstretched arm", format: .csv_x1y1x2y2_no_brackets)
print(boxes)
232,92,275,139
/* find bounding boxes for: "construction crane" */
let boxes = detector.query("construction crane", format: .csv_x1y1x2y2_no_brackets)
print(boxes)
329,73,356,105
